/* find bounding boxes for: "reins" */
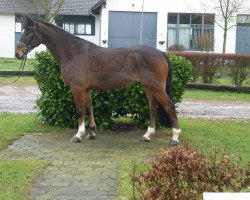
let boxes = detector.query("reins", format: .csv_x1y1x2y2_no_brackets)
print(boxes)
0,56,27,85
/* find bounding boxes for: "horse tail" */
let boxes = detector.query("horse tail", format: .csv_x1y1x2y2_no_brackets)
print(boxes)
158,52,173,127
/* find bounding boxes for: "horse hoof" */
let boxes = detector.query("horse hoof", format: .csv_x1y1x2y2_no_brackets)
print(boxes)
141,137,150,142
71,136,81,143
170,139,179,146
86,134,96,140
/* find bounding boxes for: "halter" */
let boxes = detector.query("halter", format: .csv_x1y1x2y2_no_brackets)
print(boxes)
17,26,39,54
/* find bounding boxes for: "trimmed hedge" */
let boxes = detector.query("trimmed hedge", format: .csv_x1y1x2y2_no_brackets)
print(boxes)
172,52,250,86
34,51,192,130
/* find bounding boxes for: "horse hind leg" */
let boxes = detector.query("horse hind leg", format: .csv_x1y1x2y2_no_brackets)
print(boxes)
151,89,181,146
85,91,97,140
142,88,158,142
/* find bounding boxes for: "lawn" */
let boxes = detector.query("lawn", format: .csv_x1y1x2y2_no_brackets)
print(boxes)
0,160,48,200
0,57,34,71
183,89,250,102
0,76,37,87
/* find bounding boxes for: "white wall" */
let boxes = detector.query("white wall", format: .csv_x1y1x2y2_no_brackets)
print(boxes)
0,15,101,58
100,0,250,53
0,15,15,58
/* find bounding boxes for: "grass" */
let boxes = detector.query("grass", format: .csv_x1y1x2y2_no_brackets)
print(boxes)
0,114,63,150
0,160,48,200
183,89,250,102
0,76,37,87
116,118,250,200
0,57,34,71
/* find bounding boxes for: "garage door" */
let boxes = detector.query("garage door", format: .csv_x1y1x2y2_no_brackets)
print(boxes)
236,26,250,53
108,11,157,48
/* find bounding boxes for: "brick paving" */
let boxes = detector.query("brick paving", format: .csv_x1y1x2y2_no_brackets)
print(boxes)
0,130,170,200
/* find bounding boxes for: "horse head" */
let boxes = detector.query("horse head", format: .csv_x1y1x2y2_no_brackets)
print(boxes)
15,16,41,59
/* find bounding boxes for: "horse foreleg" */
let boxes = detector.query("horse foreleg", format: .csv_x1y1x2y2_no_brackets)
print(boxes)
85,90,97,140
142,88,158,142
71,88,86,143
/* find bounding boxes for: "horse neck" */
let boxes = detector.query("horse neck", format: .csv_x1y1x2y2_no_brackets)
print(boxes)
37,22,82,64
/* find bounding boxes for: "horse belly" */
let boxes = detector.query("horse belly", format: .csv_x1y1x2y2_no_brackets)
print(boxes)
88,71,137,90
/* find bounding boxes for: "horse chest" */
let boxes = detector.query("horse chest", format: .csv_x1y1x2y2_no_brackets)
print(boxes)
61,67,87,87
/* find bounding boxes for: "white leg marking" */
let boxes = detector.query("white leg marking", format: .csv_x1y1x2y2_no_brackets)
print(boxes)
143,126,155,140
172,128,181,142
75,122,85,139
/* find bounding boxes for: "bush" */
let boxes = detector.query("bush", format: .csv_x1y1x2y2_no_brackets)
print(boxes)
34,51,192,129
168,44,185,51
133,146,250,200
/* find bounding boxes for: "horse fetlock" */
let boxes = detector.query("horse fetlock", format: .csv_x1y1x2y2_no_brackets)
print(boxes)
172,128,181,142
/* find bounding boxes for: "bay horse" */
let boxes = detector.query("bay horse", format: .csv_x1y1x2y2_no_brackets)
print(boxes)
15,16,181,146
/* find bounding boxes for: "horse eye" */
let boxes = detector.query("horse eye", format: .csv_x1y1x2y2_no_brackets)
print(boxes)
25,32,31,36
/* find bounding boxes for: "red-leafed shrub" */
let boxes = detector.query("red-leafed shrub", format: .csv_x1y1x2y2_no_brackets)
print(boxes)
171,52,250,85
133,146,250,200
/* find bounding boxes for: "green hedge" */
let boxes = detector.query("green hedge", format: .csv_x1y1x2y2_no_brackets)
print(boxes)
172,52,250,85
34,51,192,130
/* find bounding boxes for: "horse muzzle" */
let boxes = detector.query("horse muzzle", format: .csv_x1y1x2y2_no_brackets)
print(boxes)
15,47,27,59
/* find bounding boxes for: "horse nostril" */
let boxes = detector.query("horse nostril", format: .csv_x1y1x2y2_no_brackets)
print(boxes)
15,52,22,59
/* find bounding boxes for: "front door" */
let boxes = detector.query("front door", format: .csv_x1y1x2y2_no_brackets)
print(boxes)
236,26,250,53
108,11,157,48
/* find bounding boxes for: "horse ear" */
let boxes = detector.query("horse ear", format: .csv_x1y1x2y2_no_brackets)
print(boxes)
21,16,34,28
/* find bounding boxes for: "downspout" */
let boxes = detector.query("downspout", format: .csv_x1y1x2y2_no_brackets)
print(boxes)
90,9,102,46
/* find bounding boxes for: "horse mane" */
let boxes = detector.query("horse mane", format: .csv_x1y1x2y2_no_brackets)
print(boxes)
34,19,84,43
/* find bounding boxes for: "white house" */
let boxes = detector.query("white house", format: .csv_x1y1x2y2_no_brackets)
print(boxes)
0,0,249,58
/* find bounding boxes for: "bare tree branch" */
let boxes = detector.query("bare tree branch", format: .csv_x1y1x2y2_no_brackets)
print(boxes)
26,0,65,22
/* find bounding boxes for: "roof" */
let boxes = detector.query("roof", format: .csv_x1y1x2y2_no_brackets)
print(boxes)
91,0,106,14
0,0,100,15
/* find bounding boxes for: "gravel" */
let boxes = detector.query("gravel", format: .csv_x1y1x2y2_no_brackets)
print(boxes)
0,86,250,120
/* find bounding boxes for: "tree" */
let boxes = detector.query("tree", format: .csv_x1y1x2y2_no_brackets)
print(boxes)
215,0,244,53
201,0,247,53
26,0,65,22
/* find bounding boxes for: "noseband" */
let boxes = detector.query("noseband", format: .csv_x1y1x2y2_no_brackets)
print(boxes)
17,27,39,54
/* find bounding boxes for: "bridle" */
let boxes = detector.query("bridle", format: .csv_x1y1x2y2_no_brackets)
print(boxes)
17,26,40,55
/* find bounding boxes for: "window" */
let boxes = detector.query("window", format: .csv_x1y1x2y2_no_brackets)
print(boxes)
15,15,22,32
237,15,250,26
167,13,215,50
55,15,95,35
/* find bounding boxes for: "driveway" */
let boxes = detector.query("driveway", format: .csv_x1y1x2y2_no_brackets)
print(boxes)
0,86,250,120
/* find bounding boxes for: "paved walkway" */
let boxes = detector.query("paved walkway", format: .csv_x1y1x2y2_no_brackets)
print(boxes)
0,130,170,200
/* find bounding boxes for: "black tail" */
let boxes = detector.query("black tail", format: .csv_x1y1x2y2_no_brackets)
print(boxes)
158,52,173,127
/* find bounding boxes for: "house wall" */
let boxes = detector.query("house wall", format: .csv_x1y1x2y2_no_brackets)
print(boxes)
100,0,249,53
0,15,100,58
0,15,15,58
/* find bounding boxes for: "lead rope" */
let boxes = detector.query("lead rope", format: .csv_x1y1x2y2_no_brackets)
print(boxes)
0,57,27,85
